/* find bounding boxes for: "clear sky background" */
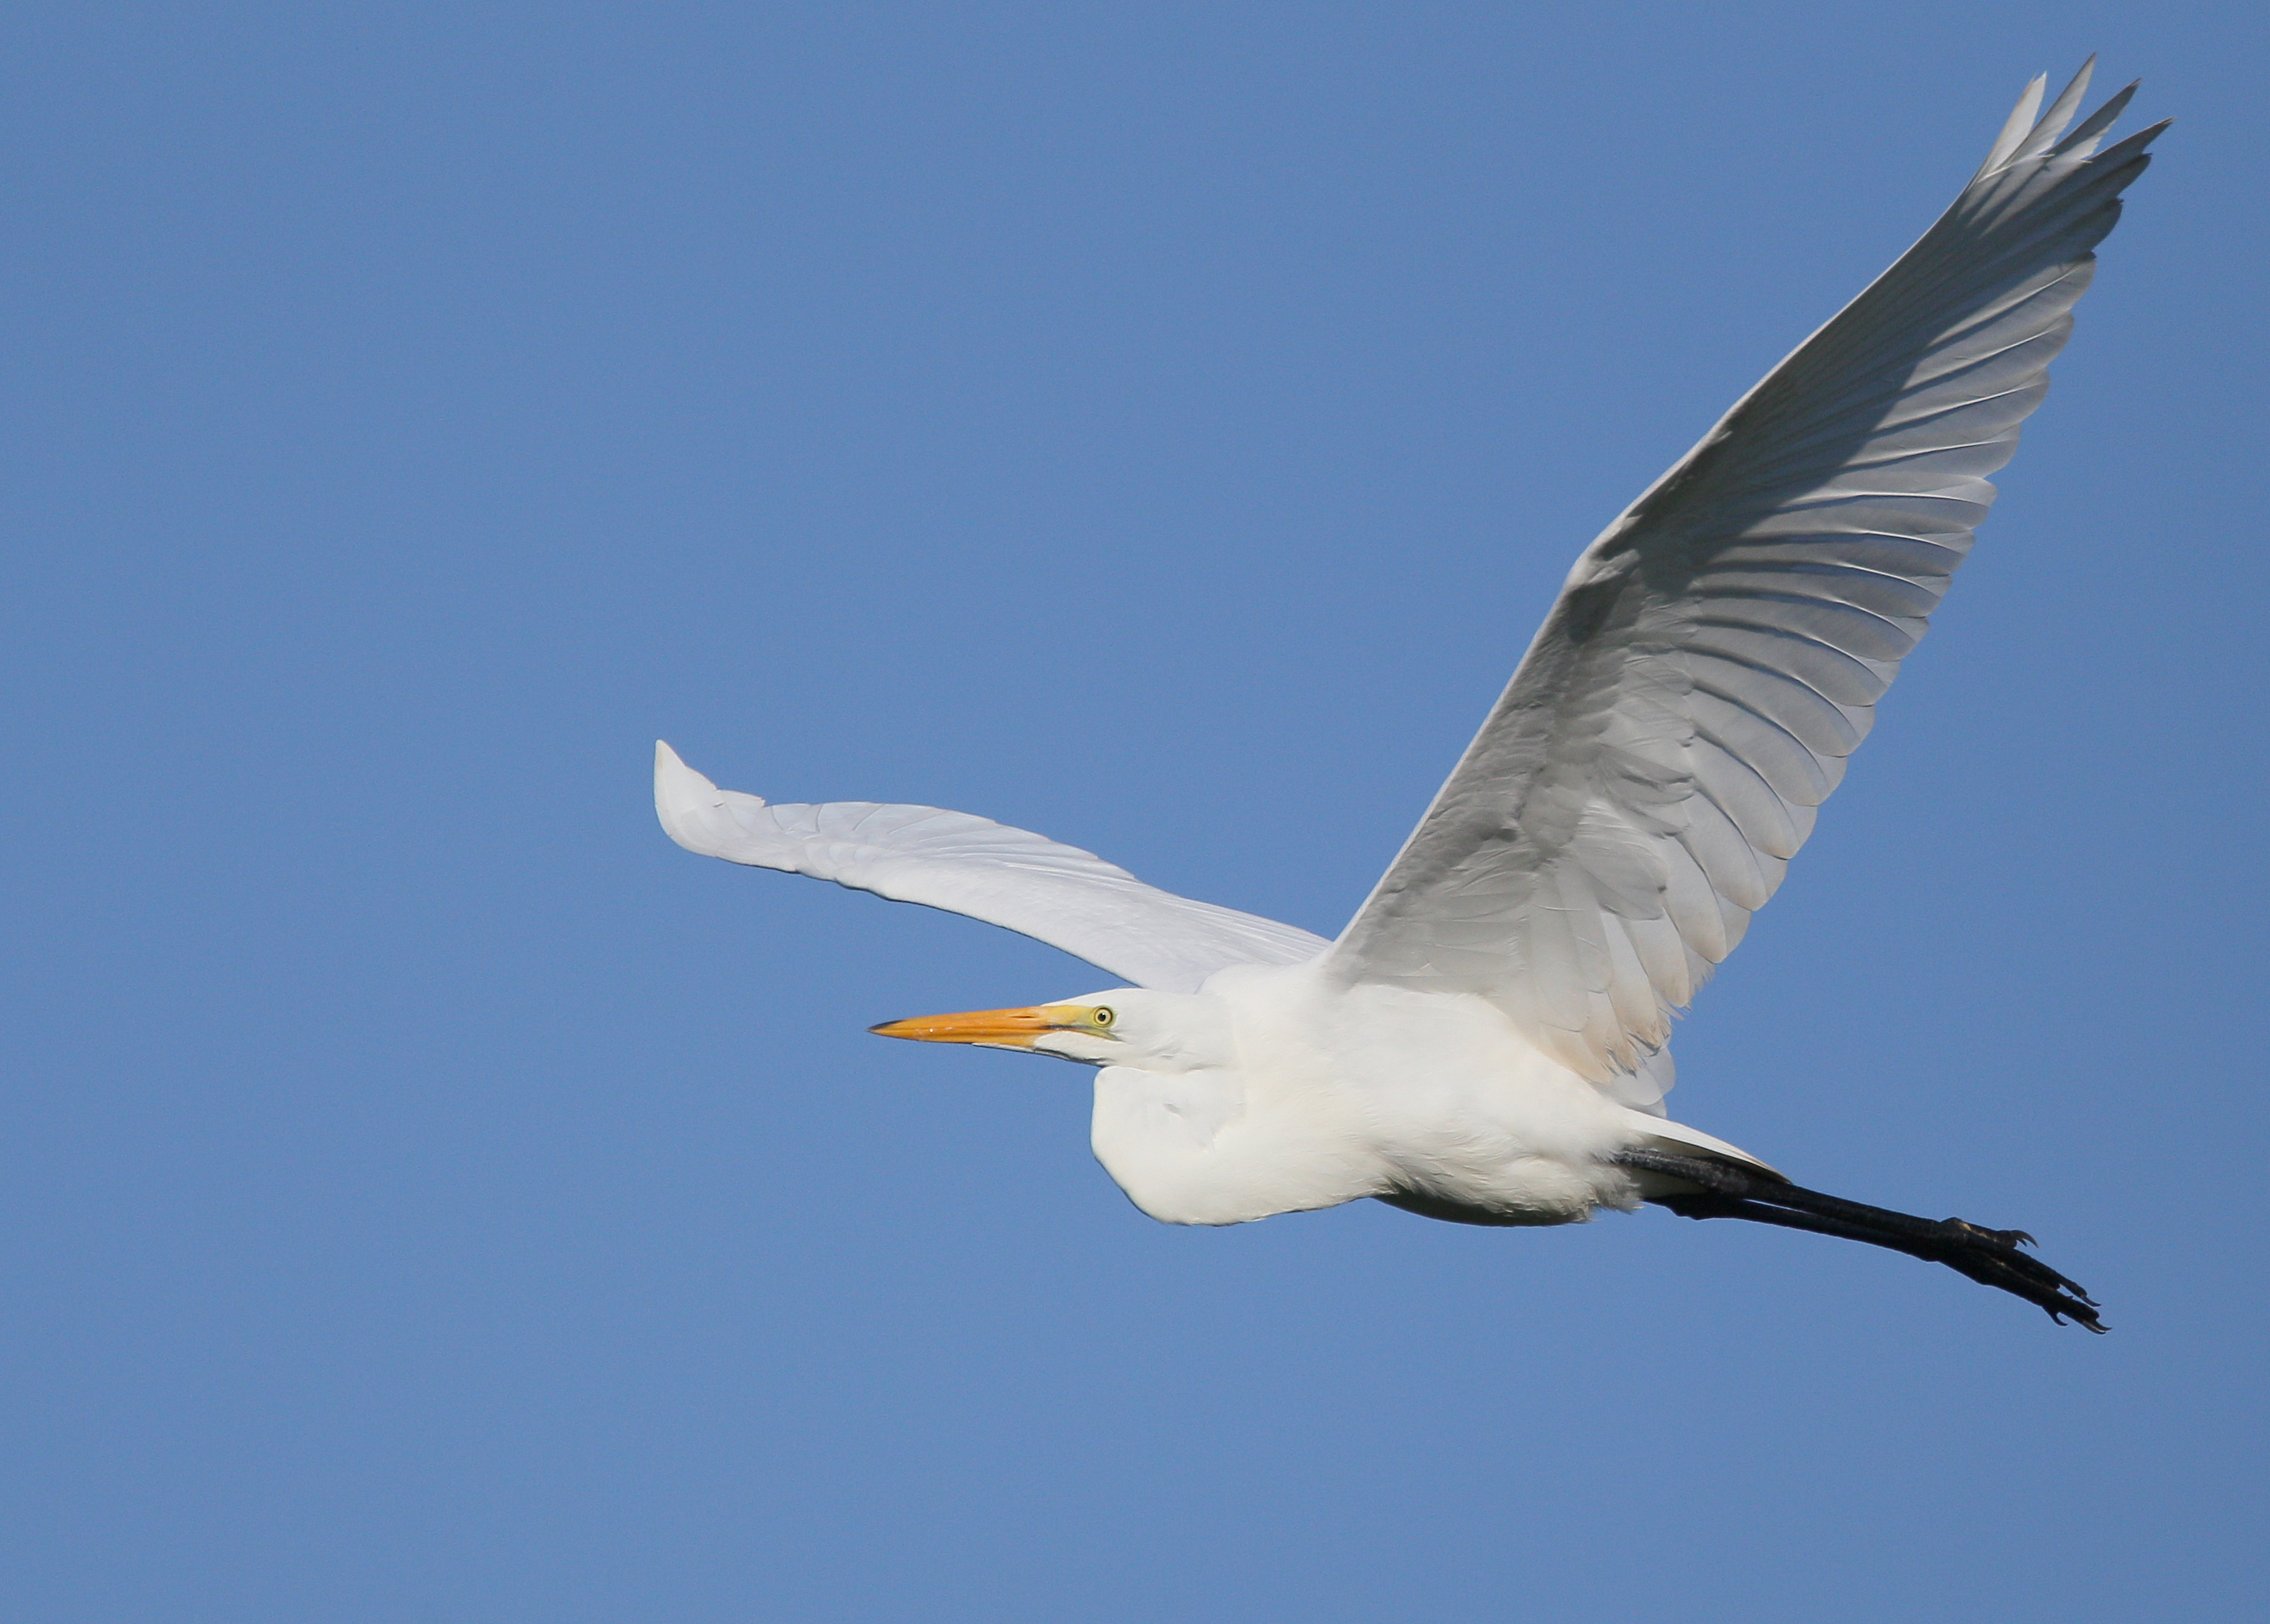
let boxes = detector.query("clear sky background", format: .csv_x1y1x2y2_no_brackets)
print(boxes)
4,4,2264,1620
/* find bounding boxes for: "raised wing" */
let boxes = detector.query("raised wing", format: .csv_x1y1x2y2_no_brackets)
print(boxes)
1329,63,2165,1104
656,742,1327,993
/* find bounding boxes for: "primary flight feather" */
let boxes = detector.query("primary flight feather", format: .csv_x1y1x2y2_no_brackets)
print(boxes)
658,63,2164,1330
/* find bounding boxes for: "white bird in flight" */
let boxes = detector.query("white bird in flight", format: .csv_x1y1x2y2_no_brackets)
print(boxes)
659,64,2163,1330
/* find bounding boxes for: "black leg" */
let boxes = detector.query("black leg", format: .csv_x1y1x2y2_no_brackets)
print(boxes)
1609,1148,2104,1332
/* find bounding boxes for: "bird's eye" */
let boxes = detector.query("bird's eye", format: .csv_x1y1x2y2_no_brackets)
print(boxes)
1093,1007,1115,1028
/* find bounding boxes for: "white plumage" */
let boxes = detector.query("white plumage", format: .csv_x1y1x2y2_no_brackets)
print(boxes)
656,64,2162,1329
653,745,1328,993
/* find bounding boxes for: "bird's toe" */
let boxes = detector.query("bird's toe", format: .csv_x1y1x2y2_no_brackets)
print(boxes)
1942,1218,2035,1250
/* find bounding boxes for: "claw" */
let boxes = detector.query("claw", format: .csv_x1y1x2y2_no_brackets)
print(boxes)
1943,1218,2035,1248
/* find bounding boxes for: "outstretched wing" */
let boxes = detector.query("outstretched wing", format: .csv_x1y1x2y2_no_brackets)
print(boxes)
1329,63,2166,1103
656,742,1328,993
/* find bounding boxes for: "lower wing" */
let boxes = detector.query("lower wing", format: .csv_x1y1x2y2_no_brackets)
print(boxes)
655,742,1328,993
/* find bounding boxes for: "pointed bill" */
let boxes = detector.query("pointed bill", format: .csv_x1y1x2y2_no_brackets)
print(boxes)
869,1006,1070,1050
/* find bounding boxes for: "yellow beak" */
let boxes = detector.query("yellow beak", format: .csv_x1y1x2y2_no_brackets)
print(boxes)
867,1005,1072,1050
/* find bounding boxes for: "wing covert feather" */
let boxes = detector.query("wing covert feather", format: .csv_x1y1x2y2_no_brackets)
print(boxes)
1328,65,2163,1103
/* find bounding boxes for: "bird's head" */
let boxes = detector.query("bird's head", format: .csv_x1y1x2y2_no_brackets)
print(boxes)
869,988,1232,1071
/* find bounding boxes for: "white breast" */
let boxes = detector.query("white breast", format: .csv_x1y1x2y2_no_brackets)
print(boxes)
1088,963,1645,1227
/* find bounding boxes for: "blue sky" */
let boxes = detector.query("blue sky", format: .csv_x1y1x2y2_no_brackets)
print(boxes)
4,4,2264,1620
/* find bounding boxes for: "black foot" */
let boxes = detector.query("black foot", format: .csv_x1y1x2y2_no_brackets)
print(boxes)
1610,1149,2104,1332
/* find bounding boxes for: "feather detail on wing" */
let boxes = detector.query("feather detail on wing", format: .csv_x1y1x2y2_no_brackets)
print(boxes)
656,742,1327,993
1327,62,2165,1107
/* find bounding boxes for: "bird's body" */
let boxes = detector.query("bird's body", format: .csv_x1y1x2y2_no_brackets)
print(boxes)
1090,970,1638,1228
1075,968,1746,1229
659,63,2164,1329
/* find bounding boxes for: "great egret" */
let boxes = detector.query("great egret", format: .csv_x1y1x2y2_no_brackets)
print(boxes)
658,63,2163,1330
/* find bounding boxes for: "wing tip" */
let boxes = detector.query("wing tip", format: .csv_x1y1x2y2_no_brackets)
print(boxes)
1977,58,2164,181
654,739,757,854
